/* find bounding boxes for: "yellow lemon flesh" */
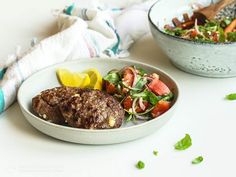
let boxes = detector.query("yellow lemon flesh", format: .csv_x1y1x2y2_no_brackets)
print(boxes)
56,69,90,88
83,68,103,90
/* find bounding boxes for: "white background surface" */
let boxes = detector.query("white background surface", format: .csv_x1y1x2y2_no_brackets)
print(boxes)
1,0,236,177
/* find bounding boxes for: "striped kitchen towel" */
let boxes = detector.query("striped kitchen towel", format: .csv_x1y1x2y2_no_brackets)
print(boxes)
0,0,154,113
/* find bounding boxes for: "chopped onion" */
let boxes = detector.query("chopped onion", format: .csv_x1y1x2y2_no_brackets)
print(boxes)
132,97,138,114
138,97,146,111
135,115,150,120
194,19,201,34
129,66,137,88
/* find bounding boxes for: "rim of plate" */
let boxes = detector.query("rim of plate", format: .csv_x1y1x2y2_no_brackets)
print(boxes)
17,58,180,133
148,0,236,46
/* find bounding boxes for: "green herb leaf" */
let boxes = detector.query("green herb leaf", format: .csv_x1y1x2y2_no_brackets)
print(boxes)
132,90,161,105
192,156,203,164
161,93,174,101
132,89,149,100
136,161,145,170
153,150,158,156
226,93,236,100
148,91,161,105
227,32,236,42
174,134,192,150
103,72,120,85
134,77,147,91
135,66,147,76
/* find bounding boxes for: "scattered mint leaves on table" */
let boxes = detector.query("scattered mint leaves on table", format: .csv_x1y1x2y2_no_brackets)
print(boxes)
153,150,158,156
136,161,145,170
225,93,236,100
192,156,204,164
174,134,192,150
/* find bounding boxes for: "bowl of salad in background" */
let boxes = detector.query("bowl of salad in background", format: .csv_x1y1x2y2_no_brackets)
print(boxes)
148,0,236,78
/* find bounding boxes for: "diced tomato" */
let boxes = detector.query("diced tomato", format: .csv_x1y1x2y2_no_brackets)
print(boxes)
190,30,198,38
123,96,133,110
105,81,117,94
136,101,149,113
148,78,170,96
212,32,218,42
122,87,129,94
151,100,171,118
122,68,134,87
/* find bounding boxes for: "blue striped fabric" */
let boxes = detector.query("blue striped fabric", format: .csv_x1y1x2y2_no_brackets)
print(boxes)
0,89,4,113
65,3,75,15
0,68,6,80
105,21,121,54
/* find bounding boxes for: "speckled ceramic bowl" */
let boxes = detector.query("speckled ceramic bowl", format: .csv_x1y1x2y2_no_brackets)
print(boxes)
148,0,236,78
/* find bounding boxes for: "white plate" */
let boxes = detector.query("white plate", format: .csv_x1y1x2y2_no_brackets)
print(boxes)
17,58,179,144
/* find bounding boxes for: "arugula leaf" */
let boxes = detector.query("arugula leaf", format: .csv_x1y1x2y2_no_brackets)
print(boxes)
192,156,203,164
148,91,161,105
132,90,161,105
227,32,236,42
218,27,225,42
132,90,149,100
134,66,147,76
174,134,192,150
103,72,120,85
133,77,147,91
226,93,236,100
161,93,174,101
136,161,145,170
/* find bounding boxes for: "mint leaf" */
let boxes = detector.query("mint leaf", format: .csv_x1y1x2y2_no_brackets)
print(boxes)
153,150,158,156
136,161,145,169
174,134,192,150
192,156,203,164
226,93,236,100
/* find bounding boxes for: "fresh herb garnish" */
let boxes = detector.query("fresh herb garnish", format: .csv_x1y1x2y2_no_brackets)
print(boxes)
161,93,174,101
103,72,120,85
132,90,162,105
136,161,145,169
174,134,192,150
227,32,236,42
226,93,236,100
153,150,158,156
192,156,204,164
133,77,147,91
135,66,147,76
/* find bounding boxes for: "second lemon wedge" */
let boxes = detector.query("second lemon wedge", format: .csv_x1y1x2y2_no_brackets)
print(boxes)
83,68,103,90
56,69,90,88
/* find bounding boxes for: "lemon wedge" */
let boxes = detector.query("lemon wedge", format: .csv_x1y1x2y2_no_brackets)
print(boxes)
56,69,90,88
83,68,103,90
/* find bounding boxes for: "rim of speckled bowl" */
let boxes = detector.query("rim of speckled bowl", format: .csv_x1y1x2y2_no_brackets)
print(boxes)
148,0,236,46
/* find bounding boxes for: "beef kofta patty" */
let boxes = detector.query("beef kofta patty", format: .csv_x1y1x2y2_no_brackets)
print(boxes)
32,87,125,129
32,87,81,124
59,89,125,129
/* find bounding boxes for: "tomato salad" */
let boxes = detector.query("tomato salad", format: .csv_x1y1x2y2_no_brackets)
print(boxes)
103,66,174,121
164,13,236,43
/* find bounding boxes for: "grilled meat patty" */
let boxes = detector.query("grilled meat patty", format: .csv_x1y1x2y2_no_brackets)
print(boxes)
32,87,81,124
32,87,125,129
59,89,125,129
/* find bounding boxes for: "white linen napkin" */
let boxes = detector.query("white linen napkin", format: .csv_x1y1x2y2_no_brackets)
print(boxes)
0,0,154,113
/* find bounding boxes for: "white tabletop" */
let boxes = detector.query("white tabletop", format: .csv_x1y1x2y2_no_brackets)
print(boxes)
1,0,236,177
